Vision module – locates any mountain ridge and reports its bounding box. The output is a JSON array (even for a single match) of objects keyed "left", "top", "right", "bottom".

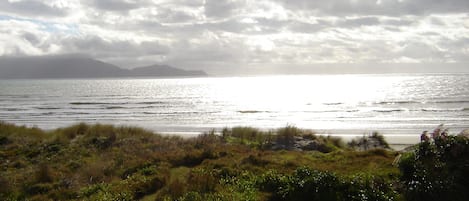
[{"left": 0, "top": 56, "right": 207, "bottom": 79}]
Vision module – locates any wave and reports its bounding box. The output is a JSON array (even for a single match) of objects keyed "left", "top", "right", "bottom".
[
  {"left": 70, "top": 102, "right": 117, "bottom": 105},
  {"left": 372, "top": 108, "right": 468, "bottom": 113},
  {"left": 304, "top": 110, "right": 350, "bottom": 113},
  {"left": 136, "top": 101, "right": 167, "bottom": 105},
  {"left": 143, "top": 111, "right": 216, "bottom": 115},
  {"left": 0, "top": 95, "right": 30, "bottom": 98},
  {"left": 374, "top": 101, "right": 420, "bottom": 105},
  {"left": 105, "top": 106, "right": 126, "bottom": 109},
  {"left": 323, "top": 102, "right": 344, "bottom": 106},
  {"left": 238, "top": 110, "right": 269, "bottom": 113},
  {"left": 373, "top": 109, "right": 407, "bottom": 113},
  {"left": 420, "top": 108, "right": 469, "bottom": 112},
  {"left": 1, "top": 108, "right": 27, "bottom": 111},
  {"left": 106, "top": 105, "right": 162, "bottom": 109},
  {"left": 431, "top": 100, "right": 469, "bottom": 104},
  {"left": 34, "top": 107, "right": 61, "bottom": 110},
  {"left": 374, "top": 100, "right": 469, "bottom": 105},
  {"left": 143, "top": 112, "right": 159, "bottom": 115}
]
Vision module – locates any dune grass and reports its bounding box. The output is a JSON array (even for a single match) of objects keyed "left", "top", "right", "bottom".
[{"left": 2, "top": 121, "right": 464, "bottom": 200}]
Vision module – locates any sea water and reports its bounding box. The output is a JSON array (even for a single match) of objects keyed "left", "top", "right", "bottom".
[{"left": 1, "top": 73, "right": 468, "bottom": 145}]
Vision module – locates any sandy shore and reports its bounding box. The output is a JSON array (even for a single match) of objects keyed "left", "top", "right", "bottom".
[{"left": 159, "top": 128, "right": 422, "bottom": 151}]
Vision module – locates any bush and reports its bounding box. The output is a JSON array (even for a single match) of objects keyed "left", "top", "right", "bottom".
[
  {"left": 121, "top": 163, "right": 156, "bottom": 179},
  {"left": 80, "top": 183, "right": 109, "bottom": 197},
  {"left": 259, "top": 167, "right": 396, "bottom": 201},
  {"left": 399, "top": 135, "right": 469, "bottom": 201}
]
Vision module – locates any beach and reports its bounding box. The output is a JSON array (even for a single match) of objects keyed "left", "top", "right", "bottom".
[{"left": 1, "top": 74, "right": 468, "bottom": 150}]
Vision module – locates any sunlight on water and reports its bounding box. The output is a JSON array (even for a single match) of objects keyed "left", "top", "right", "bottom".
[{"left": 0, "top": 74, "right": 468, "bottom": 143}]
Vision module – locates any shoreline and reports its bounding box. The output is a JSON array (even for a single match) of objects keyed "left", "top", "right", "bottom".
[
  {"left": 158, "top": 131, "right": 420, "bottom": 151},
  {"left": 2, "top": 120, "right": 430, "bottom": 150}
]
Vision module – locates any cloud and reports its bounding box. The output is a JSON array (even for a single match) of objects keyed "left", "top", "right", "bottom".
[
  {"left": 273, "top": 0, "right": 469, "bottom": 16},
  {"left": 0, "top": 19, "right": 57, "bottom": 55},
  {"left": 58, "top": 35, "right": 170, "bottom": 62},
  {"left": 204, "top": 0, "right": 245, "bottom": 18},
  {"left": 0, "top": 0, "right": 468, "bottom": 72},
  {"left": 84, "top": 0, "right": 142, "bottom": 12},
  {"left": 0, "top": 0, "right": 67, "bottom": 17},
  {"left": 339, "top": 16, "right": 380, "bottom": 27}
]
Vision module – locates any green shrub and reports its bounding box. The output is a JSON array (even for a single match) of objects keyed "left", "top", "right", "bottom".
[
  {"left": 80, "top": 183, "right": 109, "bottom": 197},
  {"left": 399, "top": 135, "right": 469, "bottom": 201},
  {"left": 89, "top": 191, "right": 133, "bottom": 201},
  {"left": 179, "top": 191, "right": 204, "bottom": 201},
  {"left": 259, "top": 167, "right": 396, "bottom": 201},
  {"left": 121, "top": 162, "right": 156, "bottom": 179},
  {"left": 258, "top": 170, "right": 290, "bottom": 193}
]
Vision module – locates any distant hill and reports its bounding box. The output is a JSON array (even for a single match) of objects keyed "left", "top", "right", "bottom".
[
  {"left": 130, "top": 64, "right": 207, "bottom": 77},
  {"left": 0, "top": 56, "right": 207, "bottom": 79}
]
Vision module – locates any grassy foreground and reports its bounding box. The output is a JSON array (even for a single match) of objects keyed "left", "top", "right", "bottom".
[{"left": 0, "top": 122, "right": 467, "bottom": 201}]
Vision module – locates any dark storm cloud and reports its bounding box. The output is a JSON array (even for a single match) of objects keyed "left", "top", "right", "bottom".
[{"left": 0, "top": 0, "right": 66, "bottom": 17}]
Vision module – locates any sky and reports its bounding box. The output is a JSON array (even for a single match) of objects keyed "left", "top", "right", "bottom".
[{"left": 0, "top": 0, "right": 468, "bottom": 74}]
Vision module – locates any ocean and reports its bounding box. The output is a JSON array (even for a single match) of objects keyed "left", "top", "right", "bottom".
[{"left": 1, "top": 73, "right": 468, "bottom": 145}]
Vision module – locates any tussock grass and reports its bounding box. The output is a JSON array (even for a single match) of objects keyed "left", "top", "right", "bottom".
[{"left": 0, "top": 122, "right": 405, "bottom": 200}]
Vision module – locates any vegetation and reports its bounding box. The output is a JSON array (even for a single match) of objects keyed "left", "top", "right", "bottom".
[
  {"left": 348, "top": 131, "right": 390, "bottom": 151},
  {"left": 0, "top": 121, "right": 467, "bottom": 200},
  {"left": 398, "top": 130, "right": 469, "bottom": 201}
]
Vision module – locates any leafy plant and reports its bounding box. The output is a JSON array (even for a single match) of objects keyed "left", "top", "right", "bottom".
[{"left": 399, "top": 128, "right": 469, "bottom": 201}]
